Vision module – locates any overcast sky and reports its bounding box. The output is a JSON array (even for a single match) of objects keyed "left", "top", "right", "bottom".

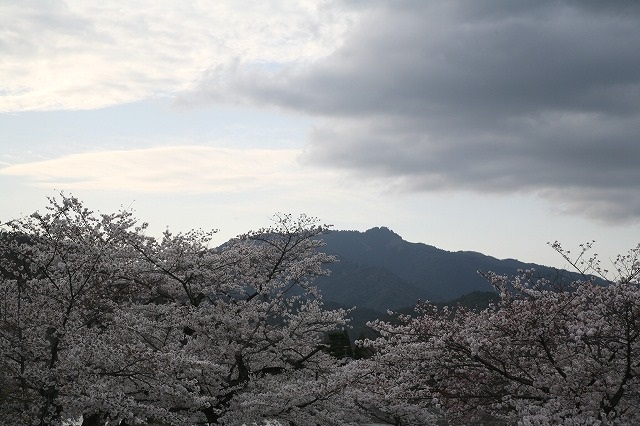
[{"left": 1, "top": 0, "right": 639, "bottom": 269}]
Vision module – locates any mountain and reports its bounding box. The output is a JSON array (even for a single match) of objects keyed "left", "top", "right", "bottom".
[{"left": 315, "top": 227, "right": 566, "bottom": 313}]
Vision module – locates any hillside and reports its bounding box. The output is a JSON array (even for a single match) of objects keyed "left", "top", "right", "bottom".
[{"left": 316, "top": 226, "right": 566, "bottom": 312}]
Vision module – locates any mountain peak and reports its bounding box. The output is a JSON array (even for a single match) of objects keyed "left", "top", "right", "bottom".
[{"left": 364, "top": 226, "right": 402, "bottom": 241}]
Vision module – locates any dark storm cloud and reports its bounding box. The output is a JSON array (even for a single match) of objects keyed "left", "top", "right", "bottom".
[{"left": 193, "top": 0, "right": 640, "bottom": 223}]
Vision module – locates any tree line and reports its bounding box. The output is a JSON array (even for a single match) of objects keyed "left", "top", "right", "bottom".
[{"left": 1, "top": 196, "right": 639, "bottom": 425}]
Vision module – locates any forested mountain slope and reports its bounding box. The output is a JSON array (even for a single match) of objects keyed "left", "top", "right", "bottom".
[{"left": 317, "top": 226, "right": 566, "bottom": 312}]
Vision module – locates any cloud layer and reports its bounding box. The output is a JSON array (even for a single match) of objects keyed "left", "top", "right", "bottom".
[
  {"left": 0, "top": 146, "right": 315, "bottom": 193},
  {"left": 0, "top": 0, "right": 355, "bottom": 111},
  {"left": 193, "top": 0, "right": 640, "bottom": 223},
  {"left": 5, "top": 1, "right": 639, "bottom": 225}
]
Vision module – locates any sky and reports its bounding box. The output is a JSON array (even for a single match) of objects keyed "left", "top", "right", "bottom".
[{"left": 1, "top": 0, "right": 639, "bottom": 269}]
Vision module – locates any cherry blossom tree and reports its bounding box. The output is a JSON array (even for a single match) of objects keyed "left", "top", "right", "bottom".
[
  {"left": 357, "top": 243, "right": 640, "bottom": 425},
  {"left": 11, "top": 194, "right": 640, "bottom": 426},
  {"left": 0, "top": 196, "right": 360, "bottom": 425},
  {"left": 0, "top": 196, "right": 146, "bottom": 425}
]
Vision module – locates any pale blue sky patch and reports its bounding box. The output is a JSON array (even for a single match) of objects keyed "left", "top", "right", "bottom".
[{"left": 0, "top": 100, "right": 313, "bottom": 161}]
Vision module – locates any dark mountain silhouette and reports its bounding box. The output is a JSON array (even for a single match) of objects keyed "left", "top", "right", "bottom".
[{"left": 316, "top": 226, "right": 567, "bottom": 313}]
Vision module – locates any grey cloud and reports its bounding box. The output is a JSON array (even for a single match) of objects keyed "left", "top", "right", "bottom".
[
  {"left": 193, "top": 0, "right": 640, "bottom": 223},
  {"left": 0, "top": 2, "right": 94, "bottom": 55}
]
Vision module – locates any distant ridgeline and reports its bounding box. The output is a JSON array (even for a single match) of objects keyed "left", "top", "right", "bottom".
[
  {"left": 0, "top": 226, "right": 576, "bottom": 343},
  {"left": 315, "top": 226, "right": 575, "bottom": 313}
]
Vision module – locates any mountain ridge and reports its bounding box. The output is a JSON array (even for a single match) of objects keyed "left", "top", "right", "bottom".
[{"left": 316, "top": 226, "right": 568, "bottom": 312}]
